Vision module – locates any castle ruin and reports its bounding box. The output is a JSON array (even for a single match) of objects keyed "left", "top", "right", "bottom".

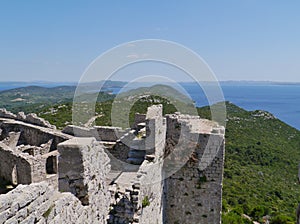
[{"left": 0, "top": 105, "right": 225, "bottom": 224}]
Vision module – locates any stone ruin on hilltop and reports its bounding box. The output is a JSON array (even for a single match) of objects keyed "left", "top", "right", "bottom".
[{"left": 0, "top": 105, "right": 225, "bottom": 224}]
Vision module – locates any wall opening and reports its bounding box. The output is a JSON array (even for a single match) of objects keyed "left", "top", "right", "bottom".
[
  {"left": 23, "top": 148, "right": 34, "bottom": 156},
  {"left": 46, "top": 156, "right": 57, "bottom": 174},
  {"left": 11, "top": 165, "right": 18, "bottom": 185}
]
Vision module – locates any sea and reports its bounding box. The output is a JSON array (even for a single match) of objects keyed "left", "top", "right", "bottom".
[
  {"left": 182, "top": 83, "right": 300, "bottom": 130},
  {"left": 0, "top": 82, "right": 299, "bottom": 130}
]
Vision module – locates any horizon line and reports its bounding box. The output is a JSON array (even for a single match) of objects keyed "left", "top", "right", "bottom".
[{"left": 1, "top": 80, "right": 300, "bottom": 84}]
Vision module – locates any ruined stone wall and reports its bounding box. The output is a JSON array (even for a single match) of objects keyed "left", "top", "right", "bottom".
[
  {"left": 164, "top": 135, "right": 225, "bottom": 224},
  {"left": 0, "top": 118, "right": 71, "bottom": 188},
  {"left": 94, "top": 126, "right": 126, "bottom": 142},
  {"left": 108, "top": 105, "right": 166, "bottom": 224},
  {"left": 163, "top": 114, "right": 225, "bottom": 224},
  {"left": 62, "top": 125, "right": 126, "bottom": 142},
  {"left": 0, "top": 119, "right": 69, "bottom": 150},
  {"left": 135, "top": 105, "right": 165, "bottom": 223},
  {"left": 145, "top": 105, "right": 165, "bottom": 157},
  {"left": 0, "top": 109, "right": 55, "bottom": 129},
  {"left": 0, "top": 106, "right": 226, "bottom": 224},
  {"left": 138, "top": 161, "right": 164, "bottom": 224},
  {"left": 0, "top": 137, "right": 112, "bottom": 224},
  {"left": 0, "top": 181, "right": 59, "bottom": 223},
  {"left": 58, "top": 137, "right": 111, "bottom": 222},
  {"left": 0, "top": 142, "right": 46, "bottom": 185},
  {"left": 61, "top": 125, "right": 92, "bottom": 138},
  {"left": 107, "top": 160, "right": 164, "bottom": 224},
  {"left": 0, "top": 180, "right": 107, "bottom": 224}
]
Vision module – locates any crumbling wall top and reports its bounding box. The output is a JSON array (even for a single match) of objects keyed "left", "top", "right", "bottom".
[{"left": 0, "top": 108, "right": 56, "bottom": 129}]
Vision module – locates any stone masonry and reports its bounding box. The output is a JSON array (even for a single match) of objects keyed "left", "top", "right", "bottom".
[{"left": 0, "top": 105, "right": 225, "bottom": 224}]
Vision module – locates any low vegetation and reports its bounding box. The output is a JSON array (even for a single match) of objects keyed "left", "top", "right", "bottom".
[{"left": 212, "top": 103, "right": 300, "bottom": 223}]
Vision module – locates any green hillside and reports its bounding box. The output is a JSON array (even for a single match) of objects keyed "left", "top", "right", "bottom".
[
  {"left": 200, "top": 102, "right": 300, "bottom": 223},
  {"left": 1, "top": 85, "right": 299, "bottom": 223},
  {"left": 0, "top": 85, "right": 115, "bottom": 114},
  {"left": 0, "top": 86, "right": 76, "bottom": 111}
]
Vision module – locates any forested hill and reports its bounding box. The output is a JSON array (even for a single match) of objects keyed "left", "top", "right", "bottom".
[
  {"left": 215, "top": 102, "right": 300, "bottom": 223},
  {"left": 0, "top": 85, "right": 114, "bottom": 113}
]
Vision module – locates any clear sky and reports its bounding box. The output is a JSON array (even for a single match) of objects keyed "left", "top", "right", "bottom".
[{"left": 0, "top": 0, "right": 299, "bottom": 82}]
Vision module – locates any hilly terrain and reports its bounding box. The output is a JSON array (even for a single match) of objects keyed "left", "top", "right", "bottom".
[
  {"left": 0, "top": 85, "right": 299, "bottom": 223},
  {"left": 0, "top": 86, "right": 76, "bottom": 110},
  {"left": 0, "top": 85, "right": 115, "bottom": 114}
]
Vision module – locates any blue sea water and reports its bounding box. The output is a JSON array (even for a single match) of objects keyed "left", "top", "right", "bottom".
[{"left": 181, "top": 83, "right": 300, "bottom": 130}]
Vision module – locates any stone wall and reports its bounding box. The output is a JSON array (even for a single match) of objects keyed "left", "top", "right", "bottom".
[
  {"left": 0, "top": 181, "right": 59, "bottom": 224},
  {"left": 107, "top": 160, "right": 164, "bottom": 224},
  {"left": 163, "top": 113, "right": 225, "bottom": 224},
  {"left": 0, "top": 118, "right": 70, "bottom": 150},
  {"left": 0, "top": 141, "right": 57, "bottom": 186},
  {"left": 164, "top": 135, "right": 225, "bottom": 224},
  {"left": 145, "top": 104, "right": 166, "bottom": 159},
  {"left": 0, "top": 142, "right": 34, "bottom": 185},
  {"left": 0, "top": 137, "right": 112, "bottom": 224},
  {"left": 0, "top": 117, "right": 71, "bottom": 188},
  {"left": 95, "top": 126, "right": 126, "bottom": 142},
  {"left": 57, "top": 137, "right": 111, "bottom": 221},
  {"left": 0, "top": 109, "right": 56, "bottom": 129},
  {"left": 62, "top": 125, "right": 126, "bottom": 142},
  {"left": 138, "top": 161, "right": 164, "bottom": 224},
  {"left": 0, "top": 181, "right": 107, "bottom": 224}
]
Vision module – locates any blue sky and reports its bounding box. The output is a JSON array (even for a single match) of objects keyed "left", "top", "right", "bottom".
[{"left": 0, "top": 1, "right": 299, "bottom": 82}]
